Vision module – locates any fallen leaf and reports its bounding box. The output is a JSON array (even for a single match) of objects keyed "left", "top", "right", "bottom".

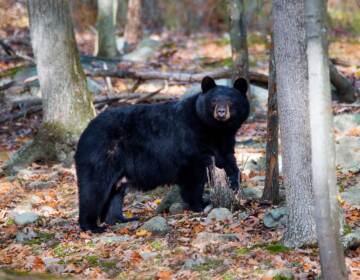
[
  {"left": 136, "top": 229, "right": 151, "bottom": 237},
  {"left": 156, "top": 270, "right": 173, "bottom": 280}
]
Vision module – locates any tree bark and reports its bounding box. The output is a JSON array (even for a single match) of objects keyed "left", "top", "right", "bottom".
[
  {"left": 306, "top": 0, "right": 348, "bottom": 278},
  {"left": 262, "top": 36, "right": 279, "bottom": 204},
  {"left": 124, "top": 0, "right": 142, "bottom": 48},
  {"left": 273, "top": 0, "right": 317, "bottom": 247},
  {"left": 2, "top": 0, "right": 95, "bottom": 173},
  {"left": 96, "top": 0, "right": 118, "bottom": 57}
]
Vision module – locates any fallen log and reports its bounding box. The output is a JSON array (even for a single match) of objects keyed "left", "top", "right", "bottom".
[
  {"left": 1, "top": 92, "right": 176, "bottom": 124},
  {"left": 86, "top": 68, "right": 269, "bottom": 88}
]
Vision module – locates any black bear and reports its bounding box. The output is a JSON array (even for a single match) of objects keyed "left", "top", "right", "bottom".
[{"left": 75, "top": 76, "right": 250, "bottom": 232}]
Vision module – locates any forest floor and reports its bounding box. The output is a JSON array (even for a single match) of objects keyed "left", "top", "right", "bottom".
[{"left": 1, "top": 10, "right": 360, "bottom": 279}]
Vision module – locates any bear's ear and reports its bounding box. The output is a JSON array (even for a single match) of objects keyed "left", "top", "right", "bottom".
[
  {"left": 201, "top": 76, "right": 217, "bottom": 93},
  {"left": 233, "top": 77, "right": 248, "bottom": 95}
]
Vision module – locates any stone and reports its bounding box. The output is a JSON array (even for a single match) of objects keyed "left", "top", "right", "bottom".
[
  {"left": 183, "top": 256, "right": 206, "bottom": 269},
  {"left": 12, "top": 211, "right": 39, "bottom": 226},
  {"left": 169, "top": 202, "right": 186, "bottom": 214},
  {"left": 39, "top": 206, "right": 56, "bottom": 216},
  {"left": 336, "top": 136, "right": 360, "bottom": 171},
  {"left": 243, "top": 187, "right": 263, "bottom": 200},
  {"left": 342, "top": 229, "right": 360, "bottom": 250},
  {"left": 122, "top": 38, "right": 161, "bottom": 62},
  {"left": 26, "top": 180, "right": 57, "bottom": 190},
  {"left": 263, "top": 207, "right": 288, "bottom": 229},
  {"left": 203, "top": 204, "right": 213, "bottom": 214},
  {"left": 16, "top": 228, "right": 38, "bottom": 243},
  {"left": 139, "top": 251, "right": 157, "bottom": 260},
  {"left": 206, "top": 207, "right": 233, "bottom": 224},
  {"left": 334, "top": 113, "right": 360, "bottom": 134},
  {"left": 262, "top": 269, "right": 294, "bottom": 280},
  {"left": 192, "top": 232, "right": 240, "bottom": 251},
  {"left": 42, "top": 257, "right": 65, "bottom": 274},
  {"left": 142, "top": 216, "right": 169, "bottom": 235},
  {"left": 341, "top": 185, "right": 360, "bottom": 208},
  {"left": 93, "top": 235, "right": 131, "bottom": 244}
]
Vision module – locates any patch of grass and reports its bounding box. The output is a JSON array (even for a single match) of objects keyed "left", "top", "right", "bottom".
[
  {"left": 85, "top": 255, "right": 99, "bottom": 267},
  {"left": 150, "top": 240, "right": 164, "bottom": 251},
  {"left": 24, "top": 232, "right": 56, "bottom": 246},
  {"left": 223, "top": 272, "right": 236, "bottom": 280},
  {"left": 5, "top": 218, "right": 14, "bottom": 226},
  {"left": 214, "top": 36, "right": 231, "bottom": 46},
  {"left": 274, "top": 275, "right": 293, "bottom": 280},
  {"left": 192, "top": 259, "right": 223, "bottom": 272},
  {"left": 101, "top": 260, "right": 116, "bottom": 271},
  {"left": 235, "top": 247, "right": 251, "bottom": 256},
  {"left": 53, "top": 244, "right": 72, "bottom": 258}
]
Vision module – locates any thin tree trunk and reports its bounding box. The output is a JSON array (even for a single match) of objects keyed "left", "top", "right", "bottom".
[
  {"left": 124, "top": 0, "right": 142, "bottom": 48},
  {"left": 273, "top": 0, "right": 317, "bottom": 248},
  {"left": 2, "top": 0, "right": 95, "bottom": 173},
  {"left": 96, "top": 0, "right": 118, "bottom": 57},
  {"left": 228, "top": 0, "right": 249, "bottom": 81},
  {"left": 306, "top": 0, "right": 348, "bottom": 278},
  {"left": 262, "top": 36, "right": 279, "bottom": 204}
]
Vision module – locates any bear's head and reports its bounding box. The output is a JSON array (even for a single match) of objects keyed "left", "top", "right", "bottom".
[{"left": 195, "top": 76, "right": 250, "bottom": 129}]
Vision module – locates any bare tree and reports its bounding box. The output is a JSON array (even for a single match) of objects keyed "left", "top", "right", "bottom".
[
  {"left": 96, "top": 0, "right": 118, "bottom": 57},
  {"left": 306, "top": 0, "right": 348, "bottom": 278},
  {"left": 2, "top": 0, "right": 95, "bottom": 173},
  {"left": 273, "top": 0, "right": 317, "bottom": 247},
  {"left": 124, "top": 0, "right": 143, "bottom": 48},
  {"left": 262, "top": 35, "right": 279, "bottom": 204}
]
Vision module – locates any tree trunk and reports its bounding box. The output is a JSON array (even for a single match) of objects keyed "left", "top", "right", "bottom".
[
  {"left": 124, "top": 0, "right": 142, "bottom": 48},
  {"left": 142, "top": 0, "right": 163, "bottom": 32},
  {"left": 228, "top": 0, "right": 254, "bottom": 113},
  {"left": 96, "top": 0, "right": 118, "bottom": 57},
  {"left": 306, "top": 0, "right": 348, "bottom": 278},
  {"left": 273, "top": 0, "right": 317, "bottom": 248},
  {"left": 262, "top": 36, "right": 280, "bottom": 204},
  {"left": 2, "top": 0, "right": 95, "bottom": 173},
  {"left": 228, "top": 0, "right": 249, "bottom": 81}
]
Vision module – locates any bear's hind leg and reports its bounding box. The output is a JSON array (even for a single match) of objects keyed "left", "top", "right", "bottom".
[{"left": 105, "top": 182, "right": 139, "bottom": 225}]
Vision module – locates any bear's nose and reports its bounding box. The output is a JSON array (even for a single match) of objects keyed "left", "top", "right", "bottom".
[{"left": 217, "top": 108, "right": 226, "bottom": 117}]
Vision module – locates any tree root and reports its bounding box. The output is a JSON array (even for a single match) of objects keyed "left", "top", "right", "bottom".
[{"left": 1, "top": 122, "right": 78, "bottom": 175}]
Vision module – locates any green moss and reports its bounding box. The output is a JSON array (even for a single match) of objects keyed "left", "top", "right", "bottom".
[
  {"left": 53, "top": 244, "right": 73, "bottom": 258},
  {"left": 343, "top": 224, "right": 352, "bottom": 235},
  {"left": 192, "top": 259, "right": 223, "bottom": 272},
  {"left": 222, "top": 272, "right": 236, "bottom": 280},
  {"left": 6, "top": 218, "right": 15, "bottom": 226},
  {"left": 264, "top": 243, "right": 291, "bottom": 254},
  {"left": 235, "top": 247, "right": 251, "bottom": 256}
]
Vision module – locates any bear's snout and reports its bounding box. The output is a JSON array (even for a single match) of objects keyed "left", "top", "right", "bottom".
[{"left": 214, "top": 104, "right": 230, "bottom": 121}]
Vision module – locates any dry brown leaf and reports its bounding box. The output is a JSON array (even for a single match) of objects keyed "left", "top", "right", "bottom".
[{"left": 156, "top": 270, "right": 173, "bottom": 280}]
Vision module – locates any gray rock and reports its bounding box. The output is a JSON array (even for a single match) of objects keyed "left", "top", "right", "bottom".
[
  {"left": 142, "top": 216, "right": 169, "bottom": 235},
  {"left": 334, "top": 113, "right": 360, "bottom": 134},
  {"left": 17, "top": 169, "right": 36, "bottom": 180},
  {"left": 139, "top": 251, "right": 157, "bottom": 260},
  {"left": 86, "top": 78, "right": 102, "bottom": 95},
  {"left": 341, "top": 186, "right": 360, "bottom": 208},
  {"left": 206, "top": 207, "right": 233, "bottom": 224},
  {"left": 42, "top": 257, "right": 65, "bottom": 274},
  {"left": 123, "top": 38, "right": 161, "bottom": 62},
  {"left": 243, "top": 157, "right": 266, "bottom": 172},
  {"left": 263, "top": 269, "right": 294, "bottom": 280},
  {"left": 169, "top": 202, "right": 186, "bottom": 214},
  {"left": 135, "top": 194, "right": 152, "bottom": 203},
  {"left": 27, "top": 180, "right": 57, "bottom": 190},
  {"left": 336, "top": 136, "right": 360, "bottom": 171},
  {"left": 263, "top": 207, "right": 288, "bottom": 228},
  {"left": 16, "top": 228, "right": 38, "bottom": 243},
  {"left": 39, "top": 206, "right": 56, "bottom": 216},
  {"left": 12, "top": 212, "right": 39, "bottom": 226},
  {"left": 183, "top": 256, "right": 206, "bottom": 269},
  {"left": 29, "top": 195, "right": 42, "bottom": 204},
  {"left": 192, "top": 232, "right": 240, "bottom": 251},
  {"left": 250, "top": 176, "right": 265, "bottom": 182},
  {"left": 93, "top": 235, "right": 131, "bottom": 244},
  {"left": 342, "top": 229, "right": 360, "bottom": 250},
  {"left": 243, "top": 187, "right": 263, "bottom": 200},
  {"left": 203, "top": 204, "right": 214, "bottom": 214}
]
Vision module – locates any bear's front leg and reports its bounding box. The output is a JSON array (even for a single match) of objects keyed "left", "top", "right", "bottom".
[{"left": 221, "top": 154, "right": 245, "bottom": 196}]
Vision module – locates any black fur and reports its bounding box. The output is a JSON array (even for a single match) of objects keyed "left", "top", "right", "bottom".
[{"left": 75, "top": 77, "right": 250, "bottom": 232}]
